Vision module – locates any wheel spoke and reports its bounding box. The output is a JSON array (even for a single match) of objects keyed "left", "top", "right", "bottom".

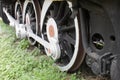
[
  {"left": 31, "top": 22, "right": 36, "bottom": 26},
  {"left": 30, "top": 10, "right": 35, "bottom": 17},
  {"left": 55, "top": 1, "right": 66, "bottom": 20},
  {"left": 63, "top": 33, "right": 75, "bottom": 45},
  {"left": 18, "top": 8, "right": 22, "bottom": 15},
  {"left": 30, "top": 17, "right": 36, "bottom": 21},
  {"left": 53, "top": 2, "right": 60, "bottom": 17},
  {"left": 28, "top": 5, "right": 35, "bottom": 17},
  {"left": 28, "top": 4, "right": 33, "bottom": 13},
  {"left": 57, "top": 8, "right": 71, "bottom": 25},
  {"left": 49, "top": 10, "right": 54, "bottom": 18},
  {"left": 59, "top": 24, "right": 75, "bottom": 32},
  {"left": 64, "top": 42, "right": 73, "bottom": 60}
]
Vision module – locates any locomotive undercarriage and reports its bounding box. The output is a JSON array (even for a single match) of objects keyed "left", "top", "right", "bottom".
[{"left": 0, "top": 0, "right": 120, "bottom": 80}]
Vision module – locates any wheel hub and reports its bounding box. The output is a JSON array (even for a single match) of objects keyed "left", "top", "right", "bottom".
[
  {"left": 45, "top": 18, "right": 61, "bottom": 60},
  {"left": 48, "top": 25, "right": 55, "bottom": 37},
  {"left": 47, "top": 18, "right": 58, "bottom": 41}
]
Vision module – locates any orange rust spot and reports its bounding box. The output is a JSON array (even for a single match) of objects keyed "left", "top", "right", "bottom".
[{"left": 49, "top": 25, "right": 55, "bottom": 37}]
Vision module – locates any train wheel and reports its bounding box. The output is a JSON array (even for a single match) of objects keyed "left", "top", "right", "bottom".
[
  {"left": 15, "top": 0, "right": 22, "bottom": 23},
  {"left": 23, "top": 0, "right": 41, "bottom": 45},
  {"left": 41, "top": 1, "right": 85, "bottom": 72}
]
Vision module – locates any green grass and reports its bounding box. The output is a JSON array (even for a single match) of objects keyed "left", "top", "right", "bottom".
[{"left": 0, "top": 21, "right": 85, "bottom": 80}]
